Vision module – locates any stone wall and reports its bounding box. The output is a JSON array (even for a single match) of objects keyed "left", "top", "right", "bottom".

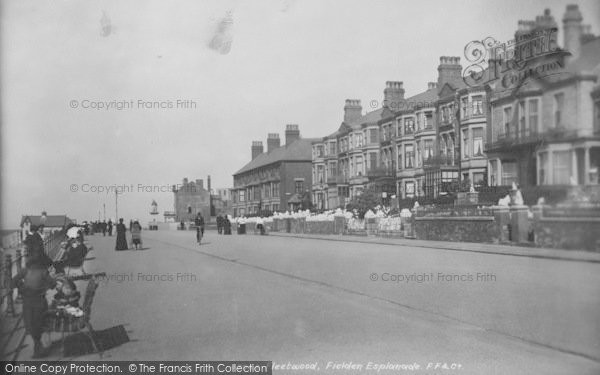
[{"left": 532, "top": 204, "right": 600, "bottom": 251}]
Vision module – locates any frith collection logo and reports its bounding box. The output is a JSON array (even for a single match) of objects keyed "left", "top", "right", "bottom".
[{"left": 462, "top": 27, "right": 571, "bottom": 92}]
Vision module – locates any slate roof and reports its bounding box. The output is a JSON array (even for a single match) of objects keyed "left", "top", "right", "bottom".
[{"left": 234, "top": 138, "right": 319, "bottom": 175}]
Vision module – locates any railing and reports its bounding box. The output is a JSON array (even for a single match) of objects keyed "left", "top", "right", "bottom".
[
  {"left": 461, "top": 105, "right": 486, "bottom": 120},
  {"left": 423, "top": 155, "right": 457, "bottom": 167},
  {"left": 366, "top": 166, "right": 396, "bottom": 178},
  {"left": 486, "top": 127, "right": 581, "bottom": 151}
]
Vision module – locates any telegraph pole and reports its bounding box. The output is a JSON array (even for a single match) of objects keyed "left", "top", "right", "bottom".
[
  {"left": 115, "top": 190, "right": 119, "bottom": 221},
  {"left": 103, "top": 204, "right": 106, "bottom": 221}
]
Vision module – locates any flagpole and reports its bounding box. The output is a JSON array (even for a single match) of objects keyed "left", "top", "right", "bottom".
[{"left": 115, "top": 190, "right": 118, "bottom": 221}]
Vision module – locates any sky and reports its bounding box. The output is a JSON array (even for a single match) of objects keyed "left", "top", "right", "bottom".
[{"left": 1, "top": 0, "right": 599, "bottom": 228}]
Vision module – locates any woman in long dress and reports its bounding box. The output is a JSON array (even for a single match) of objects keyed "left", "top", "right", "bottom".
[
  {"left": 131, "top": 220, "right": 142, "bottom": 250},
  {"left": 115, "top": 218, "right": 128, "bottom": 251}
]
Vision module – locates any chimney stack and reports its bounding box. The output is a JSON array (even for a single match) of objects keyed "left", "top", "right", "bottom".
[
  {"left": 343, "top": 99, "right": 362, "bottom": 123},
  {"left": 437, "top": 56, "right": 462, "bottom": 89},
  {"left": 285, "top": 124, "right": 300, "bottom": 146},
  {"left": 428, "top": 82, "right": 437, "bottom": 90},
  {"left": 383, "top": 81, "right": 404, "bottom": 110},
  {"left": 267, "top": 133, "right": 281, "bottom": 152},
  {"left": 183, "top": 178, "right": 188, "bottom": 185},
  {"left": 563, "top": 4, "right": 583, "bottom": 60},
  {"left": 207, "top": 175, "right": 211, "bottom": 192},
  {"left": 196, "top": 179, "right": 204, "bottom": 189},
  {"left": 251, "top": 141, "right": 264, "bottom": 159}
]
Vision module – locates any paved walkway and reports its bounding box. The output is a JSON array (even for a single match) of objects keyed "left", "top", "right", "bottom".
[{"left": 266, "top": 232, "right": 600, "bottom": 263}]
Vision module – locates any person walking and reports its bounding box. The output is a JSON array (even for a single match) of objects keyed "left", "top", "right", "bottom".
[
  {"left": 11, "top": 257, "right": 56, "bottom": 358},
  {"left": 115, "top": 218, "right": 128, "bottom": 251},
  {"left": 131, "top": 220, "right": 143, "bottom": 250},
  {"left": 24, "top": 225, "right": 52, "bottom": 267},
  {"left": 195, "top": 213, "right": 205, "bottom": 244},
  {"left": 107, "top": 219, "right": 113, "bottom": 236},
  {"left": 101, "top": 220, "right": 107, "bottom": 236},
  {"left": 216, "top": 215, "right": 223, "bottom": 234}
]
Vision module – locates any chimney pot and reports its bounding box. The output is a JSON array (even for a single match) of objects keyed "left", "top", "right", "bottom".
[
  {"left": 251, "top": 141, "right": 264, "bottom": 159},
  {"left": 285, "top": 125, "right": 300, "bottom": 145}
]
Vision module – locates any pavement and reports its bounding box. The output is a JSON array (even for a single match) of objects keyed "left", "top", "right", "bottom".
[{"left": 10, "top": 230, "right": 600, "bottom": 374}]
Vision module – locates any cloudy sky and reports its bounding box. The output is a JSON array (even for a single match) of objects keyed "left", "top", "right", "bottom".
[{"left": 1, "top": 0, "right": 599, "bottom": 227}]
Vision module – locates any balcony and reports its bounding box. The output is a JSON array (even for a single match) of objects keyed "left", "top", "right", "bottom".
[
  {"left": 423, "top": 155, "right": 457, "bottom": 168},
  {"left": 485, "top": 127, "right": 580, "bottom": 152},
  {"left": 366, "top": 166, "right": 396, "bottom": 179}
]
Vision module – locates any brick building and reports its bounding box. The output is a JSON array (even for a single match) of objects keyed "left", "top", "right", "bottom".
[
  {"left": 232, "top": 125, "right": 316, "bottom": 216},
  {"left": 312, "top": 5, "right": 599, "bottom": 207}
]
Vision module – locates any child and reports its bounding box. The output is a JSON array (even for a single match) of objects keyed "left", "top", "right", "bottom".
[
  {"left": 12, "top": 257, "right": 56, "bottom": 358},
  {"left": 52, "top": 278, "right": 81, "bottom": 309}
]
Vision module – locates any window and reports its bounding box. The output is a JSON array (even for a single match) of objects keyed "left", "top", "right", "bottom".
[
  {"left": 355, "top": 156, "right": 363, "bottom": 176},
  {"left": 404, "top": 118, "right": 414, "bottom": 134},
  {"left": 405, "top": 181, "right": 415, "bottom": 198},
  {"left": 594, "top": 100, "right": 600, "bottom": 134},
  {"left": 425, "top": 112, "right": 433, "bottom": 129},
  {"left": 503, "top": 106, "right": 513, "bottom": 138},
  {"left": 473, "top": 172, "right": 485, "bottom": 187},
  {"left": 553, "top": 151, "right": 571, "bottom": 184},
  {"left": 529, "top": 99, "right": 539, "bottom": 133},
  {"left": 356, "top": 133, "right": 364, "bottom": 147},
  {"left": 369, "top": 129, "right": 378, "bottom": 143},
  {"left": 271, "top": 182, "right": 279, "bottom": 197},
  {"left": 441, "top": 106, "right": 448, "bottom": 123},
  {"left": 472, "top": 128, "right": 484, "bottom": 156},
  {"left": 554, "top": 93, "right": 564, "bottom": 128},
  {"left": 519, "top": 101, "right": 526, "bottom": 135},
  {"left": 448, "top": 103, "right": 454, "bottom": 122},
  {"left": 238, "top": 190, "right": 245, "bottom": 202},
  {"left": 329, "top": 142, "right": 336, "bottom": 155},
  {"left": 461, "top": 97, "right": 468, "bottom": 118},
  {"left": 472, "top": 95, "right": 483, "bottom": 115},
  {"left": 295, "top": 180, "right": 304, "bottom": 194},
  {"left": 538, "top": 152, "right": 548, "bottom": 185},
  {"left": 416, "top": 141, "right": 422, "bottom": 167},
  {"left": 501, "top": 161, "right": 518, "bottom": 185},
  {"left": 405, "top": 144, "right": 414, "bottom": 168},
  {"left": 369, "top": 153, "right": 377, "bottom": 170},
  {"left": 424, "top": 139, "right": 434, "bottom": 161},
  {"left": 397, "top": 146, "right": 402, "bottom": 170},
  {"left": 489, "top": 160, "right": 498, "bottom": 186},
  {"left": 317, "top": 165, "right": 324, "bottom": 184},
  {"left": 316, "top": 145, "right": 324, "bottom": 158},
  {"left": 462, "top": 129, "right": 469, "bottom": 158}
]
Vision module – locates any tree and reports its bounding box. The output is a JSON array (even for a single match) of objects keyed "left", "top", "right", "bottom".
[{"left": 346, "top": 185, "right": 381, "bottom": 219}]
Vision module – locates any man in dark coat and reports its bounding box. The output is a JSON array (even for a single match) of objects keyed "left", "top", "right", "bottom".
[
  {"left": 115, "top": 218, "right": 128, "bottom": 250},
  {"left": 12, "top": 257, "right": 56, "bottom": 358},
  {"left": 24, "top": 225, "right": 52, "bottom": 267},
  {"left": 107, "top": 219, "right": 113, "bottom": 236},
  {"left": 194, "top": 213, "right": 205, "bottom": 244},
  {"left": 101, "top": 220, "right": 107, "bottom": 236},
  {"left": 216, "top": 215, "right": 223, "bottom": 234}
]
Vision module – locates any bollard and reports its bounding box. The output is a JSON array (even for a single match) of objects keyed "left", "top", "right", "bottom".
[{"left": 5, "top": 254, "right": 15, "bottom": 315}]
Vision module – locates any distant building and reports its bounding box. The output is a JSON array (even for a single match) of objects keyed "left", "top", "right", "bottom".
[
  {"left": 20, "top": 211, "right": 74, "bottom": 239},
  {"left": 212, "top": 188, "right": 232, "bottom": 216},
  {"left": 173, "top": 177, "right": 211, "bottom": 222},
  {"left": 231, "top": 125, "right": 316, "bottom": 216}
]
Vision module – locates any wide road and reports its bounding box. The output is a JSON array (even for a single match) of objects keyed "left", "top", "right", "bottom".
[{"left": 77, "top": 230, "right": 600, "bottom": 374}]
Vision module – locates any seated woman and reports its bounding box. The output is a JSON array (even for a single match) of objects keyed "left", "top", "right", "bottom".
[{"left": 53, "top": 238, "right": 88, "bottom": 274}]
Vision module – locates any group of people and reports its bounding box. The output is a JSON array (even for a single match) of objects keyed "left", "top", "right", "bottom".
[
  {"left": 12, "top": 224, "right": 89, "bottom": 358},
  {"left": 115, "top": 218, "right": 143, "bottom": 250},
  {"left": 215, "top": 214, "right": 232, "bottom": 235},
  {"left": 81, "top": 220, "right": 113, "bottom": 236}
]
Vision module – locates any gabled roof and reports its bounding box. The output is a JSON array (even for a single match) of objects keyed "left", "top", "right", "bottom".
[
  {"left": 20, "top": 215, "right": 73, "bottom": 228},
  {"left": 234, "top": 138, "right": 318, "bottom": 175}
]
